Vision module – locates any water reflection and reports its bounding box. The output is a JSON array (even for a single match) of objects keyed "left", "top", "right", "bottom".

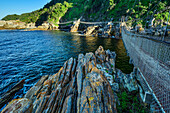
[
  {"left": 67, "top": 33, "right": 134, "bottom": 73},
  {"left": 0, "top": 30, "right": 133, "bottom": 99}
]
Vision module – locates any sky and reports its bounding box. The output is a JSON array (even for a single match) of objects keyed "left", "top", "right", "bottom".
[{"left": 0, "top": 0, "right": 51, "bottom": 19}]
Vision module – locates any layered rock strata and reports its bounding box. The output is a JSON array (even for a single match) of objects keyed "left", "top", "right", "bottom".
[
  {"left": 2, "top": 46, "right": 142, "bottom": 113},
  {"left": 2, "top": 46, "right": 118, "bottom": 113},
  {"left": 0, "top": 79, "right": 25, "bottom": 109},
  {"left": 70, "top": 18, "right": 81, "bottom": 32}
]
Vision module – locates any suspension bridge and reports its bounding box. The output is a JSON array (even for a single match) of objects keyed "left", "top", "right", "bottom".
[
  {"left": 58, "top": 20, "right": 120, "bottom": 25},
  {"left": 43, "top": 0, "right": 170, "bottom": 112},
  {"left": 121, "top": 21, "right": 170, "bottom": 113},
  {"left": 57, "top": 15, "right": 170, "bottom": 112}
]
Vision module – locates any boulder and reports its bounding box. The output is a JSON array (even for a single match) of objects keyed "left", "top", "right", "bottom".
[
  {"left": 84, "top": 26, "right": 98, "bottom": 36},
  {"left": 95, "top": 46, "right": 106, "bottom": 63},
  {"left": 122, "top": 73, "right": 138, "bottom": 92},
  {"left": 155, "top": 31, "right": 160, "bottom": 36}
]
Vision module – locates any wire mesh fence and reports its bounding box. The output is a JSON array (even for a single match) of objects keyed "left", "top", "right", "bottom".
[{"left": 122, "top": 24, "right": 170, "bottom": 113}]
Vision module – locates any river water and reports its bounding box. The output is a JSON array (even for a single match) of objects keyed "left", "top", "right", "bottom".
[{"left": 0, "top": 30, "right": 133, "bottom": 100}]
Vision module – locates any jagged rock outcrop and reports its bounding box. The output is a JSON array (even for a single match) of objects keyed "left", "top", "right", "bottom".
[
  {"left": 103, "top": 22, "right": 115, "bottom": 37},
  {"left": 0, "top": 79, "right": 25, "bottom": 109},
  {"left": 0, "top": 20, "right": 37, "bottom": 29},
  {"left": 37, "top": 22, "right": 56, "bottom": 30},
  {"left": 83, "top": 22, "right": 118, "bottom": 38},
  {"left": 84, "top": 26, "right": 99, "bottom": 36},
  {"left": 70, "top": 18, "right": 81, "bottom": 32},
  {"left": 114, "top": 69, "right": 138, "bottom": 92},
  {"left": 2, "top": 46, "right": 142, "bottom": 113},
  {"left": 2, "top": 46, "right": 118, "bottom": 113},
  {"left": 2, "top": 20, "right": 27, "bottom": 29},
  {"left": 1, "top": 98, "right": 33, "bottom": 113}
]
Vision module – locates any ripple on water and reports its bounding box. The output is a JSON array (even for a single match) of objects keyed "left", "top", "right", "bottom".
[{"left": 0, "top": 30, "right": 133, "bottom": 99}]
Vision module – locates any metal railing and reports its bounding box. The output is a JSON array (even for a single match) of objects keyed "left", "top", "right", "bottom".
[
  {"left": 122, "top": 23, "right": 170, "bottom": 113},
  {"left": 58, "top": 20, "right": 120, "bottom": 25}
]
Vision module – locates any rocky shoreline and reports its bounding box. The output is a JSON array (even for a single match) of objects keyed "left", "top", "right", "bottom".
[
  {"left": 0, "top": 20, "right": 58, "bottom": 31},
  {"left": 1, "top": 19, "right": 169, "bottom": 38},
  {"left": 1, "top": 46, "right": 149, "bottom": 113},
  {"left": 0, "top": 20, "right": 121, "bottom": 38}
]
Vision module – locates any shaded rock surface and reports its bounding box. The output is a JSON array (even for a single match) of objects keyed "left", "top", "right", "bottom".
[
  {"left": 2, "top": 46, "right": 117, "bottom": 113},
  {"left": 1, "top": 98, "right": 33, "bottom": 113},
  {"left": 0, "top": 79, "right": 25, "bottom": 109},
  {"left": 84, "top": 26, "right": 99, "bottom": 36},
  {"left": 2, "top": 46, "right": 140, "bottom": 113},
  {"left": 114, "top": 69, "right": 138, "bottom": 93},
  {"left": 36, "top": 22, "right": 58, "bottom": 30},
  {"left": 82, "top": 21, "right": 119, "bottom": 38}
]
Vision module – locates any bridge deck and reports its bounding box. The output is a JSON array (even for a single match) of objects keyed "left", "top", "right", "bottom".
[{"left": 122, "top": 24, "right": 170, "bottom": 113}]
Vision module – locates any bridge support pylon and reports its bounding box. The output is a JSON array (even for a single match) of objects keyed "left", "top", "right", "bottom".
[{"left": 70, "top": 17, "right": 82, "bottom": 32}]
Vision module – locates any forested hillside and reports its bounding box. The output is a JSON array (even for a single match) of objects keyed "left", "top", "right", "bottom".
[
  {"left": 2, "top": 0, "right": 170, "bottom": 27},
  {"left": 2, "top": 1, "right": 73, "bottom": 26}
]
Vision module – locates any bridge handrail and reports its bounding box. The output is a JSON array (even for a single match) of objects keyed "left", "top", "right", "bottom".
[
  {"left": 122, "top": 22, "right": 170, "bottom": 44},
  {"left": 58, "top": 20, "right": 120, "bottom": 25},
  {"left": 80, "top": 21, "right": 120, "bottom": 24},
  {"left": 58, "top": 21, "right": 73, "bottom": 25},
  {"left": 80, "top": 21, "right": 108, "bottom": 24},
  {"left": 121, "top": 21, "right": 170, "bottom": 112}
]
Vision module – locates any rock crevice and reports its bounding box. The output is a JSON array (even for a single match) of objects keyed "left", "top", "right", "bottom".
[{"left": 2, "top": 46, "right": 141, "bottom": 113}]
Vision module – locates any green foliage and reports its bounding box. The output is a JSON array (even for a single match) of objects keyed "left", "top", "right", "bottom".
[
  {"left": 110, "top": 0, "right": 114, "bottom": 6},
  {"left": 117, "top": 91, "right": 149, "bottom": 113},
  {"left": 118, "top": 91, "right": 129, "bottom": 111},
  {"left": 154, "top": 2, "right": 169, "bottom": 21},
  {"left": 48, "top": 2, "right": 72, "bottom": 23},
  {"left": 107, "top": 0, "right": 169, "bottom": 26},
  {"left": 2, "top": 14, "right": 20, "bottom": 20},
  {"left": 2, "top": 1, "right": 73, "bottom": 25},
  {"left": 2, "top": 0, "right": 169, "bottom": 27}
]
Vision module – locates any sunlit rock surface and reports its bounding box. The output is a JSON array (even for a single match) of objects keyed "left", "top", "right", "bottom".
[
  {"left": 3, "top": 46, "right": 138, "bottom": 113},
  {"left": 70, "top": 18, "right": 81, "bottom": 32}
]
